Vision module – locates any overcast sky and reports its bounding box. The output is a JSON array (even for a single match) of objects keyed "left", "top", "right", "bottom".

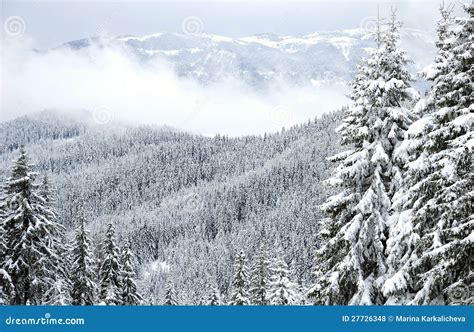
[
  {"left": 0, "top": 1, "right": 467, "bottom": 135},
  {"left": 1, "top": 1, "right": 460, "bottom": 48}
]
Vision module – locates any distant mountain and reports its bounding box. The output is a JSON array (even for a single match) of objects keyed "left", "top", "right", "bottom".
[{"left": 60, "top": 29, "right": 436, "bottom": 88}]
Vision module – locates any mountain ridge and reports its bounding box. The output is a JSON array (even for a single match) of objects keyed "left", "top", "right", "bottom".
[
  {"left": 58, "top": 28, "right": 435, "bottom": 87},
  {"left": 0, "top": 109, "right": 343, "bottom": 303}
]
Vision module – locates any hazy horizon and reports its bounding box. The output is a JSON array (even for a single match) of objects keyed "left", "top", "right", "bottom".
[
  {"left": 1, "top": 1, "right": 461, "bottom": 49},
  {"left": 0, "top": 1, "right": 466, "bottom": 135}
]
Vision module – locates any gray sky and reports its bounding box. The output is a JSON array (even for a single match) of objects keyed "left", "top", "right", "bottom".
[
  {"left": 0, "top": 0, "right": 467, "bottom": 135},
  {"left": 1, "top": 1, "right": 459, "bottom": 48}
]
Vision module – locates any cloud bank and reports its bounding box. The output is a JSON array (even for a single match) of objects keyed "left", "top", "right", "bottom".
[{"left": 1, "top": 37, "right": 349, "bottom": 136}]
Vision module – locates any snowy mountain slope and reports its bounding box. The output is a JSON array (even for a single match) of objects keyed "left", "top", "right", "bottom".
[
  {"left": 0, "top": 110, "right": 342, "bottom": 303},
  {"left": 61, "top": 29, "right": 435, "bottom": 87}
]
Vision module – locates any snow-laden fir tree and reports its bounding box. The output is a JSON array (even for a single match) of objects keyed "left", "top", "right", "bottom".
[
  {"left": 38, "top": 174, "right": 71, "bottom": 305},
  {"left": 267, "top": 256, "right": 299, "bottom": 305},
  {"left": 229, "top": 251, "right": 250, "bottom": 305},
  {"left": 308, "top": 12, "right": 416, "bottom": 305},
  {"left": 163, "top": 281, "right": 178, "bottom": 305},
  {"left": 70, "top": 210, "right": 97, "bottom": 305},
  {"left": 383, "top": 4, "right": 454, "bottom": 303},
  {"left": 206, "top": 285, "right": 222, "bottom": 305},
  {"left": 0, "top": 269, "right": 14, "bottom": 305},
  {"left": 384, "top": 3, "right": 473, "bottom": 305},
  {"left": 0, "top": 197, "right": 13, "bottom": 304},
  {"left": 99, "top": 221, "right": 122, "bottom": 305},
  {"left": 44, "top": 277, "right": 72, "bottom": 305},
  {"left": 1, "top": 147, "right": 62, "bottom": 304},
  {"left": 120, "top": 242, "right": 142, "bottom": 305},
  {"left": 249, "top": 247, "right": 271, "bottom": 305}
]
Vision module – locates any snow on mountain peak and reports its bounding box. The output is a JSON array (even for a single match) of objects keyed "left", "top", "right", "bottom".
[{"left": 60, "top": 28, "right": 435, "bottom": 88}]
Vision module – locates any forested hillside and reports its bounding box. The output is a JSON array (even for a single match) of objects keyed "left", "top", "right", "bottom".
[
  {"left": 0, "top": 109, "right": 343, "bottom": 304},
  {"left": 0, "top": 4, "right": 472, "bottom": 306}
]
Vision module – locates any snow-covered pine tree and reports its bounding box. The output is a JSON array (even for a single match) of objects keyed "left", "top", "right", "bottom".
[
  {"left": 44, "top": 277, "right": 72, "bottom": 305},
  {"left": 38, "top": 174, "right": 71, "bottom": 305},
  {"left": 308, "top": 12, "right": 415, "bottom": 305},
  {"left": 229, "top": 251, "right": 250, "bottom": 305},
  {"left": 99, "top": 221, "right": 122, "bottom": 305},
  {"left": 249, "top": 247, "right": 271, "bottom": 305},
  {"left": 164, "top": 281, "right": 178, "bottom": 305},
  {"left": 0, "top": 269, "right": 14, "bottom": 305},
  {"left": 383, "top": 5, "right": 455, "bottom": 303},
  {"left": 1, "top": 147, "right": 61, "bottom": 304},
  {"left": 0, "top": 196, "right": 13, "bottom": 304},
  {"left": 385, "top": 3, "right": 473, "bottom": 305},
  {"left": 206, "top": 285, "right": 221, "bottom": 305},
  {"left": 267, "top": 256, "right": 299, "bottom": 305},
  {"left": 70, "top": 210, "right": 97, "bottom": 305},
  {"left": 120, "top": 242, "right": 142, "bottom": 305},
  {"left": 0, "top": 191, "right": 6, "bottom": 252}
]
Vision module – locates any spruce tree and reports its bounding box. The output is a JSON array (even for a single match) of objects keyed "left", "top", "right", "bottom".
[
  {"left": 39, "top": 174, "right": 71, "bottom": 305},
  {"left": 229, "top": 251, "right": 250, "bottom": 305},
  {"left": 70, "top": 211, "right": 97, "bottom": 305},
  {"left": 308, "top": 13, "right": 415, "bottom": 305},
  {"left": 249, "top": 247, "right": 271, "bottom": 305},
  {"left": 1, "top": 147, "right": 61, "bottom": 304},
  {"left": 267, "top": 256, "right": 299, "bottom": 305},
  {"left": 383, "top": 5, "right": 454, "bottom": 303},
  {"left": 206, "top": 285, "right": 221, "bottom": 305},
  {"left": 0, "top": 269, "right": 14, "bottom": 305},
  {"left": 99, "top": 222, "right": 122, "bottom": 305},
  {"left": 0, "top": 198, "right": 13, "bottom": 304},
  {"left": 384, "top": 3, "right": 473, "bottom": 305},
  {"left": 120, "top": 242, "right": 142, "bottom": 305},
  {"left": 44, "top": 278, "right": 72, "bottom": 305},
  {"left": 164, "top": 281, "right": 178, "bottom": 305}
]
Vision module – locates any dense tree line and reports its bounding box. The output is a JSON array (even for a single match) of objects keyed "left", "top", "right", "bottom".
[
  {"left": 0, "top": 5, "right": 472, "bottom": 305},
  {"left": 0, "top": 109, "right": 340, "bottom": 304},
  {"left": 0, "top": 151, "right": 142, "bottom": 305},
  {"left": 309, "top": 5, "right": 472, "bottom": 305},
  {"left": 0, "top": 148, "right": 305, "bottom": 305}
]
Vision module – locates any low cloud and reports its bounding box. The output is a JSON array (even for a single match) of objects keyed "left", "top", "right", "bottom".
[{"left": 1, "top": 37, "right": 349, "bottom": 136}]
